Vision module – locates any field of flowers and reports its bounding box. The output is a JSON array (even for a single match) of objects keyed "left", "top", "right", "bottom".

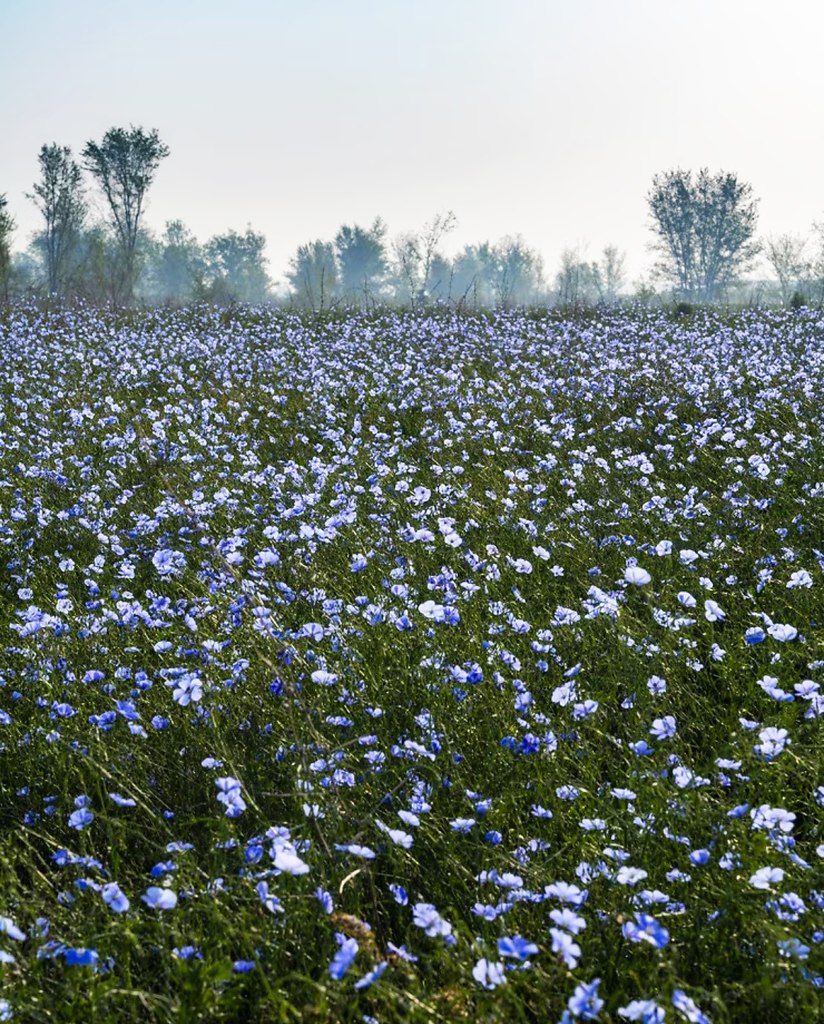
[{"left": 1, "top": 305, "right": 822, "bottom": 1023}]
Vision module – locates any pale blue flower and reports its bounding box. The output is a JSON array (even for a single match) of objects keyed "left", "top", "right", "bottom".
[{"left": 472, "top": 957, "right": 506, "bottom": 989}]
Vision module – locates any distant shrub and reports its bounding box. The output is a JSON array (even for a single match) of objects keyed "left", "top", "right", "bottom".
[
  {"left": 673, "top": 300, "right": 694, "bottom": 316},
  {"left": 789, "top": 290, "right": 806, "bottom": 309}
]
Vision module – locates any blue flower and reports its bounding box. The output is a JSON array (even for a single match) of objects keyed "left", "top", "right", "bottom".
[
  {"left": 650, "top": 715, "right": 676, "bottom": 740},
  {"left": 622, "top": 913, "right": 669, "bottom": 948},
  {"left": 625, "top": 566, "right": 651, "bottom": 586},
  {"left": 334, "top": 843, "right": 375, "bottom": 859},
  {"left": 109, "top": 792, "right": 136, "bottom": 807},
  {"left": 141, "top": 887, "right": 177, "bottom": 910},
  {"left": 172, "top": 673, "right": 203, "bottom": 707},
  {"left": 389, "top": 883, "right": 408, "bottom": 906},
  {"left": 550, "top": 927, "right": 581, "bottom": 968},
  {"left": 172, "top": 946, "right": 202, "bottom": 960},
  {"left": 354, "top": 961, "right": 388, "bottom": 990},
  {"left": 0, "top": 917, "right": 26, "bottom": 942},
  {"left": 618, "top": 999, "right": 666, "bottom": 1023},
  {"left": 329, "top": 934, "right": 358, "bottom": 980},
  {"left": 497, "top": 934, "right": 539, "bottom": 960},
  {"left": 314, "top": 887, "right": 333, "bottom": 913},
  {"left": 152, "top": 549, "right": 185, "bottom": 576},
  {"left": 749, "top": 866, "right": 784, "bottom": 889},
  {"left": 745, "top": 626, "right": 766, "bottom": 645},
  {"left": 567, "top": 978, "right": 604, "bottom": 1019},
  {"left": 215, "top": 776, "right": 246, "bottom": 817},
  {"left": 68, "top": 808, "right": 94, "bottom": 830},
  {"left": 63, "top": 947, "right": 99, "bottom": 969},
  {"left": 672, "top": 989, "right": 711, "bottom": 1024},
  {"left": 273, "top": 847, "right": 310, "bottom": 875},
  {"left": 101, "top": 882, "right": 129, "bottom": 913},
  {"left": 412, "top": 902, "right": 452, "bottom": 938}
]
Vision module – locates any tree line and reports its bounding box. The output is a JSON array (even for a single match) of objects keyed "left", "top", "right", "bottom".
[
  {"left": 2, "top": 125, "right": 824, "bottom": 308},
  {"left": 0, "top": 129, "right": 268, "bottom": 307}
]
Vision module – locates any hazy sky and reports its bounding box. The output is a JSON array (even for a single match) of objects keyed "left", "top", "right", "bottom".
[{"left": 3, "top": 0, "right": 824, "bottom": 287}]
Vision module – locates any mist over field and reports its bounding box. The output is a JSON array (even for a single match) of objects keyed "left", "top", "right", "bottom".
[{"left": 2, "top": 0, "right": 824, "bottom": 309}]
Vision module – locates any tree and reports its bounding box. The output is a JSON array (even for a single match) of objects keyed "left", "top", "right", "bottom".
[
  {"left": 82, "top": 126, "right": 169, "bottom": 302},
  {"left": 451, "top": 243, "right": 495, "bottom": 307},
  {"left": 809, "top": 220, "right": 824, "bottom": 305},
  {"left": 426, "top": 252, "right": 453, "bottom": 302},
  {"left": 148, "top": 220, "right": 205, "bottom": 304},
  {"left": 390, "top": 211, "right": 456, "bottom": 306},
  {"left": 286, "top": 239, "right": 338, "bottom": 310},
  {"left": 595, "top": 245, "right": 626, "bottom": 304},
  {"left": 0, "top": 194, "right": 13, "bottom": 301},
  {"left": 419, "top": 211, "right": 456, "bottom": 299},
  {"left": 28, "top": 144, "right": 86, "bottom": 296},
  {"left": 204, "top": 228, "right": 270, "bottom": 305},
  {"left": 55, "top": 224, "right": 123, "bottom": 304},
  {"left": 764, "top": 234, "right": 809, "bottom": 305},
  {"left": 334, "top": 218, "right": 387, "bottom": 302},
  {"left": 390, "top": 232, "right": 423, "bottom": 305},
  {"left": 647, "top": 168, "right": 760, "bottom": 302},
  {"left": 555, "top": 248, "right": 600, "bottom": 306},
  {"left": 488, "top": 235, "right": 544, "bottom": 307}
]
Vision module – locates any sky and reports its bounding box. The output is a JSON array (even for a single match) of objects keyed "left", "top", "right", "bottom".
[{"left": 3, "top": 0, "right": 824, "bottom": 288}]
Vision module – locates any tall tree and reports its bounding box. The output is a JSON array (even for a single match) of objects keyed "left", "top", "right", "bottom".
[
  {"left": 419, "top": 211, "right": 456, "bottom": 301},
  {"left": 334, "top": 218, "right": 387, "bottom": 302},
  {"left": 28, "top": 143, "right": 86, "bottom": 296},
  {"left": 764, "top": 234, "right": 809, "bottom": 305},
  {"left": 390, "top": 211, "right": 456, "bottom": 306},
  {"left": 595, "top": 245, "right": 626, "bottom": 303},
  {"left": 555, "top": 248, "right": 600, "bottom": 307},
  {"left": 451, "top": 243, "right": 495, "bottom": 307},
  {"left": 647, "top": 168, "right": 759, "bottom": 302},
  {"left": 390, "top": 232, "right": 423, "bottom": 305},
  {"left": 286, "top": 239, "right": 338, "bottom": 310},
  {"left": 70, "top": 225, "right": 122, "bottom": 304},
  {"left": 82, "top": 126, "right": 169, "bottom": 302},
  {"left": 149, "top": 220, "right": 205, "bottom": 303},
  {"left": 205, "top": 228, "right": 270, "bottom": 304},
  {"left": 0, "top": 194, "right": 13, "bottom": 302},
  {"left": 808, "top": 220, "right": 824, "bottom": 305},
  {"left": 489, "top": 235, "right": 544, "bottom": 307}
]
